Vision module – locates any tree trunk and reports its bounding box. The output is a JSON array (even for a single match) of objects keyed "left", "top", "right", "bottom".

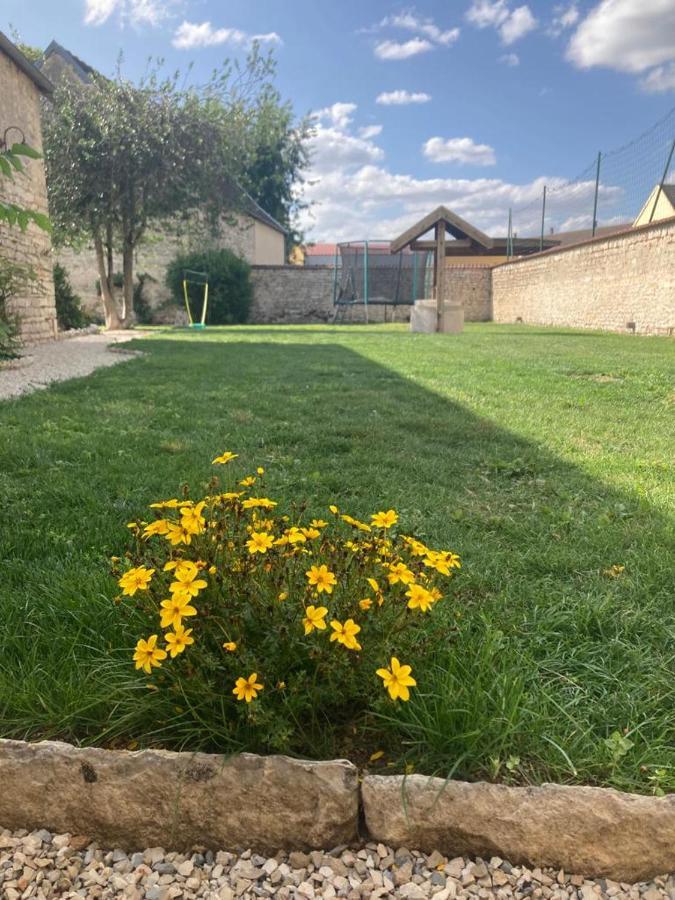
[
  {"left": 94, "top": 231, "right": 122, "bottom": 330},
  {"left": 122, "top": 236, "right": 134, "bottom": 325}
]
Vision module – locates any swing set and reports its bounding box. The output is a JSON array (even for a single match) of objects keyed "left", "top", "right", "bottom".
[{"left": 181, "top": 269, "right": 209, "bottom": 329}]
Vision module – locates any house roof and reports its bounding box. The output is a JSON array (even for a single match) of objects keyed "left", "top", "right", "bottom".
[
  {"left": 633, "top": 183, "right": 675, "bottom": 225},
  {"left": 548, "top": 223, "right": 630, "bottom": 247},
  {"left": 40, "top": 40, "right": 96, "bottom": 84},
  {"left": 242, "top": 193, "right": 287, "bottom": 235},
  {"left": 0, "top": 30, "right": 53, "bottom": 94}
]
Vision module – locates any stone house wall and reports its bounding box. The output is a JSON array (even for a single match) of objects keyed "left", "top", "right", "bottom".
[
  {"left": 0, "top": 50, "right": 56, "bottom": 342},
  {"left": 492, "top": 217, "right": 675, "bottom": 334}
]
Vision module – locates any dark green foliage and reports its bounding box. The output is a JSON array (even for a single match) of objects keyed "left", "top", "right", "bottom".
[
  {"left": 166, "top": 250, "right": 252, "bottom": 324},
  {"left": 0, "top": 258, "right": 33, "bottom": 359},
  {"left": 53, "top": 264, "right": 89, "bottom": 331},
  {"left": 132, "top": 273, "right": 155, "bottom": 325}
]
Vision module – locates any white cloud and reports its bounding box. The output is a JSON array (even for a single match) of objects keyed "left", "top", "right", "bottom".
[
  {"left": 640, "top": 63, "right": 675, "bottom": 93},
  {"left": 374, "top": 38, "right": 434, "bottom": 60},
  {"left": 499, "top": 52, "right": 520, "bottom": 65},
  {"left": 376, "top": 90, "right": 432, "bottom": 105},
  {"left": 567, "top": 0, "right": 675, "bottom": 73},
  {"left": 548, "top": 4, "right": 579, "bottom": 36},
  {"left": 466, "top": 1, "right": 537, "bottom": 44},
  {"left": 500, "top": 6, "right": 537, "bottom": 44},
  {"left": 359, "top": 125, "right": 383, "bottom": 139},
  {"left": 423, "top": 136, "right": 497, "bottom": 166},
  {"left": 379, "top": 12, "right": 460, "bottom": 46},
  {"left": 172, "top": 20, "right": 281, "bottom": 49},
  {"left": 316, "top": 102, "right": 357, "bottom": 130},
  {"left": 84, "top": 0, "right": 172, "bottom": 27}
]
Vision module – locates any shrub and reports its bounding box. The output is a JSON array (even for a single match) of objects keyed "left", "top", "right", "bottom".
[
  {"left": 165, "top": 249, "right": 252, "bottom": 325},
  {"left": 115, "top": 452, "right": 461, "bottom": 754},
  {"left": 53, "top": 263, "right": 90, "bottom": 331},
  {"left": 0, "top": 258, "right": 33, "bottom": 360},
  {"left": 133, "top": 273, "right": 155, "bottom": 324}
]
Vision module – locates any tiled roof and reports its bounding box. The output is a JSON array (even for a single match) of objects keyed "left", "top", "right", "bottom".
[{"left": 0, "top": 30, "right": 53, "bottom": 94}]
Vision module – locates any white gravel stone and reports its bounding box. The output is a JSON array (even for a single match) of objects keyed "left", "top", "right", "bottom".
[
  {"left": 0, "top": 330, "right": 147, "bottom": 401},
  {"left": 0, "top": 825, "right": 673, "bottom": 899}
]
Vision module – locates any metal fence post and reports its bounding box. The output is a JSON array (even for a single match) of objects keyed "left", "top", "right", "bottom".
[
  {"left": 539, "top": 186, "right": 547, "bottom": 252},
  {"left": 332, "top": 244, "right": 339, "bottom": 305},
  {"left": 507, "top": 208, "right": 512, "bottom": 258},
  {"left": 649, "top": 139, "right": 675, "bottom": 223},
  {"left": 363, "top": 240, "right": 369, "bottom": 325},
  {"left": 412, "top": 250, "right": 418, "bottom": 302},
  {"left": 591, "top": 152, "right": 601, "bottom": 237}
]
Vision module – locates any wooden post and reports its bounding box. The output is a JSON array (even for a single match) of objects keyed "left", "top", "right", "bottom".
[{"left": 435, "top": 221, "right": 446, "bottom": 332}]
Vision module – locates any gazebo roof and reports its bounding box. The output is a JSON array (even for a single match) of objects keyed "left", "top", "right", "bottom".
[{"left": 390, "top": 205, "right": 494, "bottom": 254}]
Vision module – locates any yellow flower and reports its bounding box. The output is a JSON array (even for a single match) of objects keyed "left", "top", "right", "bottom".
[
  {"left": 143, "top": 519, "right": 170, "bottom": 538},
  {"left": 223, "top": 641, "right": 237, "bottom": 652},
  {"left": 424, "top": 550, "right": 461, "bottom": 576},
  {"left": 212, "top": 451, "right": 238, "bottom": 465},
  {"left": 359, "top": 598, "right": 373, "bottom": 611},
  {"left": 341, "top": 514, "right": 372, "bottom": 533},
  {"left": 242, "top": 497, "right": 277, "bottom": 510},
  {"left": 330, "top": 618, "right": 362, "bottom": 651},
  {"left": 301, "top": 527, "right": 321, "bottom": 540},
  {"left": 303, "top": 604, "right": 328, "bottom": 635},
  {"left": 387, "top": 561, "right": 416, "bottom": 585},
  {"left": 405, "top": 583, "right": 436, "bottom": 613},
  {"left": 377, "top": 657, "right": 416, "bottom": 701},
  {"left": 286, "top": 527, "right": 307, "bottom": 544},
  {"left": 278, "top": 591, "right": 288, "bottom": 602},
  {"left": 367, "top": 577, "right": 385, "bottom": 606},
  {"left": 306, "top": 564, "right": 337, "bottom": 595},
  {"left": 169, "top": 565, "right": 207, "bottom": 601},
  {"left": 165, "top": 522, "right": 193, "bottom": 546},
  {"left": 160, "top": 595, "right": 197, "bottom": 630},
  {"left": 208, "top": 565, "right": 217, "bottom": 575},
  {"left": 133, "top": 635, "right": 167, "bottom": 674},
  {"left": 181, "top": 501, "right": 206, "bottom": 536},
  {"left": 239, "top": 476, "right": 256, "bottom": 487},
  {"left": 329, "top": 504, "right": 339, "bottom": 515},
  {"left": 371, "top": 509, "right": 398, "bottom": 529},
  {"left": 118, "top": 566, "right": 155, "bottom": 596},
  {"left": 165, "top": 626, "right": 194, "bottom": 658},
  {"left": 402, "top": 535, "right": 430, "bottom": 557},
  {"left": 311, "top": 519, "right": 328, "bottom": 529},
  {"left": 246, "top": 531, "right": 275, "bottom": 555},
  {"left": 149, "top": 498, "right": 183, "bottom": 509},
  {"left": 233, "top": 673, "right": 264, "bottom": 703},
  {"left": 256, "top": 467, "right": 265, "bottom": 476}
]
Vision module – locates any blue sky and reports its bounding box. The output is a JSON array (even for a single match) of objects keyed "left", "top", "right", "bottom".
[{"left": 5, "top": 0, "right": 675, "bottom": 239}]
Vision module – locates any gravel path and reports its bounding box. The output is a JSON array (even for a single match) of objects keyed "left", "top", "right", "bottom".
[
  {"left": 1, "top": 829, "right": 672, "bottom": 900},
  {"left": 0, "top": 331, "right": 147, "bottom": 401}
]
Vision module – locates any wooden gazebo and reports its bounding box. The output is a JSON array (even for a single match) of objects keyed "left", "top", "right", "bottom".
[{"left": 391, "top": 205, "right": 557, "bottom": 331}]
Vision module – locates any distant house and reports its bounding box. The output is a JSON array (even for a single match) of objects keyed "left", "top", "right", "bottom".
[
  {"left": 633, "top": 184, "right": 675, "bottom": 228},
  {"left": 0, "top": 31, "right": 56, "bottom": 342},
  {"left": 39, "top": 40, "right": 287, "bottom": 321}
]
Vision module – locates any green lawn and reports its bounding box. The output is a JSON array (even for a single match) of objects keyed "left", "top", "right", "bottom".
[{"left": 1, "top": 323, "right": 674, "bottom": 792}]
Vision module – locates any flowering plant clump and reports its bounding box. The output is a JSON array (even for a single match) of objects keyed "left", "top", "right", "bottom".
[{"left": 114, "top": 453, "right": 461, "bottom": 754}]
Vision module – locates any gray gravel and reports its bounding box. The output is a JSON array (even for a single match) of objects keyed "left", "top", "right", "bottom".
[
  {"left": 0, "top": 828, "right": 673, "bottom": 899},
  {"left": 0, "top": 330, "right": 146, "bottom": 401}
]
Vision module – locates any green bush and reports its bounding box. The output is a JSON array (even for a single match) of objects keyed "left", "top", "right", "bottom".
[
  {"left": 166, "top": 249, "right": 252, "bottom": 325},
  {"left": 133, "top": 273, "right": 155, "bottom": 324},
  {"left": 54, "top": 264, "right": 90, "bottom": 331},
  {"left": 0, "top": 258, "right": 32, "bottom": 360}
]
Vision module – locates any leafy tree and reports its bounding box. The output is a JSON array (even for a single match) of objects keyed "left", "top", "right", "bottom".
[
  {"left": 53, "top": 263, "right": 89, "bottom": 330},
  {"left": 0, "top": 137, "right": 50, "bottom": 231},
  {"left": 43, "top": 51, "right": 275, "bottom": 329},
  {"left": 166, "top": 249, "right": 252, "bottom": 324},
  {"left": 239, "top": 85, "right": 312, "bottom": 253}
]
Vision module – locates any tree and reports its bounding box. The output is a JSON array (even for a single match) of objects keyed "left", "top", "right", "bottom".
[
  {"left": 239, "top": 86, "right": 312, "bottom": 253},
  {"left": 43, "top": 51, "right": 277, "bottom": 328}
]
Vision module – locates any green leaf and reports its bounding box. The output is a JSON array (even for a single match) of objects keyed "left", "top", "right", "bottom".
[
  {"left": 0, "top": 156, "right": 12, "bottom": 177},
  {"left": 30, "top": 211, "right": 52, "bottom": 232},
  {"left": 10, "top": 142, "right": 42, "bottom": 159},
  {"left": 4, "top": 152, "right": 24, "bottom": 173}
]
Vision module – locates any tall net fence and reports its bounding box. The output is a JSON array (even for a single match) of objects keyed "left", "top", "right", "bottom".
[
  {"left": 335, "top": 242, "right": 430, "bottom": 306},
  {"left": 510, "top": 106, "right": 675, "bottom": 243}
]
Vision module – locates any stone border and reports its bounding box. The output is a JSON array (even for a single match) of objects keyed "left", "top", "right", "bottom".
[{"left": 1, "top": 740, "right": 674, "bottom": 882}]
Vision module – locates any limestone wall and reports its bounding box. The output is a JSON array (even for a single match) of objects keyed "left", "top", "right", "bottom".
[
  {"left": 443, "top": 266, "right": 493, "bottom": 321},
  {"left": 0, "top": 52, "right": 56, "bottom": 342},
  {"left": 56, "top": 215, "right": 257, "bottom": 323},
  {"left": 492, "top": 218, "right": 675, "bottom": 334}
]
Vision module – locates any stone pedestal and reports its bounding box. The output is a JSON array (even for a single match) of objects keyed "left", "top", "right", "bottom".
[{"left": 410, "top": 299, "right": 464, "bottom": 334}]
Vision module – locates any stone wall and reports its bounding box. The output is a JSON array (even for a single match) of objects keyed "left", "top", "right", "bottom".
[
  {"left": 443, "top": 265, "right": 493, "bottom": 321},
  {"left": 492, "top": 217, "right": 675, "bottom": 334},
  {"left": 57, "top": 215, "right": 257, "bottom": 323},
  {"left": 0, "top": 52, "right": 56, "bottom": 342}
]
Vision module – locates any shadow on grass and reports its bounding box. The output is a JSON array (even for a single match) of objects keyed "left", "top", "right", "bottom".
[{"left": 0, "top": 338, "right": 673, "bottom": 789}]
